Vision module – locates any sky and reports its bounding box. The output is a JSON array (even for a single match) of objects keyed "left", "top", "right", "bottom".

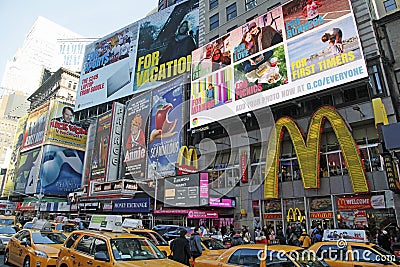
[{"left": 0, "top": 0, "right": 158, "bottom": 84}]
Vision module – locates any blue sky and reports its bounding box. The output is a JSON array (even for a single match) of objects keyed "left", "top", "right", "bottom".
[{"left": 0, "top": 0, "right": 158, "bottom": 84}]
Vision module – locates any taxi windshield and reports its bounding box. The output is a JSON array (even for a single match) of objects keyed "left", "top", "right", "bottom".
[
  {"left": 202, "top": 238, "right": 226, "bottom": 250},
  {"left": 287, "top": 250, "right": 329, "bottom": 267},
  {"left": 152, "top": 232, "right": 168, "bottom": 246},
  {"left": 32, "top": 232, "right": 66, "bottom": 244},
  {"left": 372, "top": 245, "right": 400, "bottom": 265},
  {"left": 111, "top": 238, "right": 166, "bottom": 261}
]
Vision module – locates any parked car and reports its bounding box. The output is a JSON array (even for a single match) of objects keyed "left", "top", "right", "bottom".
[
  {"left": 152, "top": 225, "right": 182, "bottom": 236},
  {"left": 162, "top": 227, "right": 195, "bottom": 241},
  {"left": 0, "top": 225, "right": 17, "bottom": 252}
]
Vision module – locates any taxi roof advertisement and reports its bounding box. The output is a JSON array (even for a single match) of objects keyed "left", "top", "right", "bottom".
[
  {"left": 75, "top": 0, "right": 199, "bottom": 111},
  {"left": 189, "top": 0, "right": 368, "bottom": 128}
]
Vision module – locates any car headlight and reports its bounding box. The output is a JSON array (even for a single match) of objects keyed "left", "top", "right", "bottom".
[{"left": 34, "top": 250, "right": 48, "bottom": 258}]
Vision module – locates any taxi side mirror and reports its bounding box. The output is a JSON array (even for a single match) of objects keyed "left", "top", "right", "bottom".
[{"left": 94, "top": 251, "right": 110, "bottom": 262}]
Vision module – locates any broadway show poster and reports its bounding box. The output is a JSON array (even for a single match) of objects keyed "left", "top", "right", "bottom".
[
  {"left": 38, "top": 145, "right": 84, "bottom": 196},
  {"left": 1, "top": 115, "right": 28, "bottom": 197},
  {"left": 46, "top": 100, "right": 87, "bottom": 150},
  {"left": 234, "top": 45, "right": 288, "bottom": 100},
  {"left": 191, "top": 68, "right": 234, "bottom": 116},
  {"left": 148, "top": 77, "right": 183, "bottom": 178},
  {"left": 14, "top": 148, "right": 41, "bottom": 195},
  {"left": 75, "top": 22, "right": 139, "bottom": 111},
  {"left": 21, "top": 102, "right": 49, "bottom": 151},
  {"left": 82, "top": 120, "right": 97, "bottom": 186},
  {"left": 287, "top": 16, "right": 364, "bottom": 82},
  {"left": 134, "top": 0, "right": 199, "bottom": 91},
  {"left": 122, "top": 92, "right": 151, "bottom": 180},
  {"left": 91, "top": 111, "right": 112, "bottom": 181},
  {"left": 282, "top": 0, "right": 351, "bottom": 40}
]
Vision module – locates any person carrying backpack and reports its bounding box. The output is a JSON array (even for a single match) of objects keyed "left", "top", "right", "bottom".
[{"left": 189, "top": 227, "right": 203, "bottom": 262}]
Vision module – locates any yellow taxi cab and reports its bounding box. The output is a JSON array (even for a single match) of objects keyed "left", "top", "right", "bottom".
[
  {"left": 56, "top": 230, "right": 187, "bottom": 267},
  {"left": 194, "top": 244, "right": 329, "bottom": 267},
  {"left": 199, "top": 237, "right": 227, "bottom": 257},
  {"left": 123, "top": 228, "right": 172, "bottom": 256},
  {"left": 308, "top": 229, "right": 400, "bottom": 267},
  {"left": 4, "top": 220, "right": 67, "bottom": 267}
]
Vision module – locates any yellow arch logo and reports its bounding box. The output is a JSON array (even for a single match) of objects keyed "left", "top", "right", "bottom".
[
  {"left": 264, "top": 106, "right": 369, "bottom": 199},
  {"left": 177, "top": 146, "right": 198, "bottom": 174}
]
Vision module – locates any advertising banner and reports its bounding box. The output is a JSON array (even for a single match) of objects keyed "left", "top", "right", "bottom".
[
  {"left": 91, "top": 111, "right": 112, "bottom": 181},
  {"left": 57, "top": 38, "right": 94, "bottom": 73},
  {"left": 336, "top": 195, "right": 385, "bottom": 210},
  {"left": 190, "top": 0, "right": 367, "bottom": 128},
  {"left": 14, "top": 148, "right": 41, "bottom": 194},
  {"left": 38, "top": 145, "right": 84, "bottom": 196},
  {"left": 148, "top": 77, "right": 183, "bottom": 178},
  {"left": 134, "top": 0, "right": 199, "bottom": 91},
  {"left": 106, "top": 102, "right": 125, "bottom": 181},
  {"left": 113, "top": 198, "right": 150, "bottom": 213},
  {"left": 1, "top": 115, "right": 28, "bottom": 197},
  {"left": 22, "top": 103, "right": 49, "bottom": 151},
  {"left": 46, "top": 100, "right": 87, "bottom": 150},
  {"left": 82, "top": 121, "right": 97, "bottom": 186},
  {"left": 75, "top": 22, "right": 139, "bottom": 111},
  {"left": 121, "top": 92, "right": 151, "bottom": 180},
  {"left": 209, "top": 197, "right": 234, "bottom": 208},
  {"left": 164, "top": 173, "right": 208, "bottom": 207}
]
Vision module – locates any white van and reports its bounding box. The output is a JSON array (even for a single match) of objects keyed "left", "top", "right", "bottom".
[{"left": 89, "top": 215, "right": 123, "bottom": 232}]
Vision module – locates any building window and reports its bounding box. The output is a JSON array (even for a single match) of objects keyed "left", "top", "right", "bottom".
[
  {"left": 368, "top": 64, "right": 384, "bottom": 95},
  {"left": 245, "top": 0, "right": 257, "bottom": 11},
  {"left": 73, "top": 82, "right": 77, "bottom": 90},
  {"left": 68, "top": 81, "right": 72, "bottom": 88},
  {"left": 209, "top": 0, "right": 218, "bottom": 10},
  {"left": 226, "top": 3, "right": 237, "bottom": 21},
  {"left": 384, "top": 0, "right": 397, "bottom": 12},
  {"left": 210, "top": 13, "right": 219, "bottom": 31}
]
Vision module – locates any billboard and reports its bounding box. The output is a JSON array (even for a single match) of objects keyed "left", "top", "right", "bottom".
[
  {"left": 190, "top": 0, "right": 367, "bottom": 128},
  {"left": 22, "top": 103, "right": 49, "bottom": 151},
  {"left": 38, "top": 145, "right": 84, "bottom": 196},
  {"left": 46, "top": 100, "right": 88, "bottom": 150},
  {"left": 164, "top": 173, "right": 209, "bottom": 207},
  {"left": 134, "top": 0, "right": 199, "bottom": 91},
  {"left": 57, "top": 38, "right": 94, "bottom": 72},
  {"left": 75, "top": 0, "right": 199, "bottom": 112},
  {"left": 148, "top": 77, "right": 184, "bottom": 178},
  {"left": 90, "top": 111, "right": 112, "bottom": 181},
  {"left": 14, "top": 148, "right": 42, "bottom": 195},
  {"left": 75, "top": 22, "right": 139, "bottom": 111},
  {"left": 121, "top": 92, "right": 151, "bottom": 180},
  {"left": 1, "top": 115, "right": 28, "bottom": 197}
]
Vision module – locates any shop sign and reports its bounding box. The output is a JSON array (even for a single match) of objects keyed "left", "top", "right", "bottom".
[
  {"left": 188, "top": 210, "right": 218, "bottom": 219},
  {"left": 310, "top": 212, "right": 333, "bottom": 219},
  {"left": 154, "top": 209, "right": 190, "bottom": 215},
  {"left": 80, "top": 202, "right": 100, "bottom": 212},
  {"left": 177, "top": 146, "right": 198, "bottom": 175},
  {"left": 286, "top": 208, "right": 304, "bottom": 222},
  {"left": 240, "top": 149, "right": 248, "bottom": 183},
  {"left": 382, "top": 153, "right": 400, "bottom": 193},
  {"left": 264, "top": 213, "right": 282, "bottom": 219},
  {"left": 113, "top": 198, "right": 150, "bottom": 213},
  {"left": 336, "top": 195, "right": 385, "bottom": 210},
  {"left": 102, "top": 202, "right": 113, "bottom": 211},
  {"left": 209, "top": 198, "right": 234, "bottom": 208},
  {"left": 265, "top": 106, "right": 369, "bottom": 198}
]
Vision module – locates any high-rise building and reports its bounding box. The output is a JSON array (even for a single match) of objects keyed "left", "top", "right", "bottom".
[{"left": 0, "top": 16, "right": 82, "bottom": 96}]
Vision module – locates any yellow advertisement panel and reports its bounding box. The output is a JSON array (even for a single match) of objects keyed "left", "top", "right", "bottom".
[
  {"left": 1, "top": 115, "right": 28, "bottom": 197},
  {"left": 45, "top": 100, "right": 88, "bottom": 150}
]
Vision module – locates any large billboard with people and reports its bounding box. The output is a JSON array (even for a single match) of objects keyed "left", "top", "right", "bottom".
[
  {"left": 75, "top": 0, "right": 199, "bottom": 111},
  {"left": 190, "top": 0, "right": 367, "bottom": 128},
  {"left": 21, "top": 103, "right": 49, "bottom": 151}
]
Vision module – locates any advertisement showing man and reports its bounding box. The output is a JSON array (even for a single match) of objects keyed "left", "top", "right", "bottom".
[
  {"left": 47, "top": 100, "right": 88, "bottom": 150},
  {"left": 21, "top": 103, "right": 49, "bottom": 151},
  {"left": 134, "top": 0, "right": 199, "bottom": 90},
  {"left": 91, "top": 111, "right": 112, "bottom": 181}
]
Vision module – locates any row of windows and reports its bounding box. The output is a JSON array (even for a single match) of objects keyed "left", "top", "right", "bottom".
[{"left": 209, "top": 0, "right": 257, "bottom": 31}]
